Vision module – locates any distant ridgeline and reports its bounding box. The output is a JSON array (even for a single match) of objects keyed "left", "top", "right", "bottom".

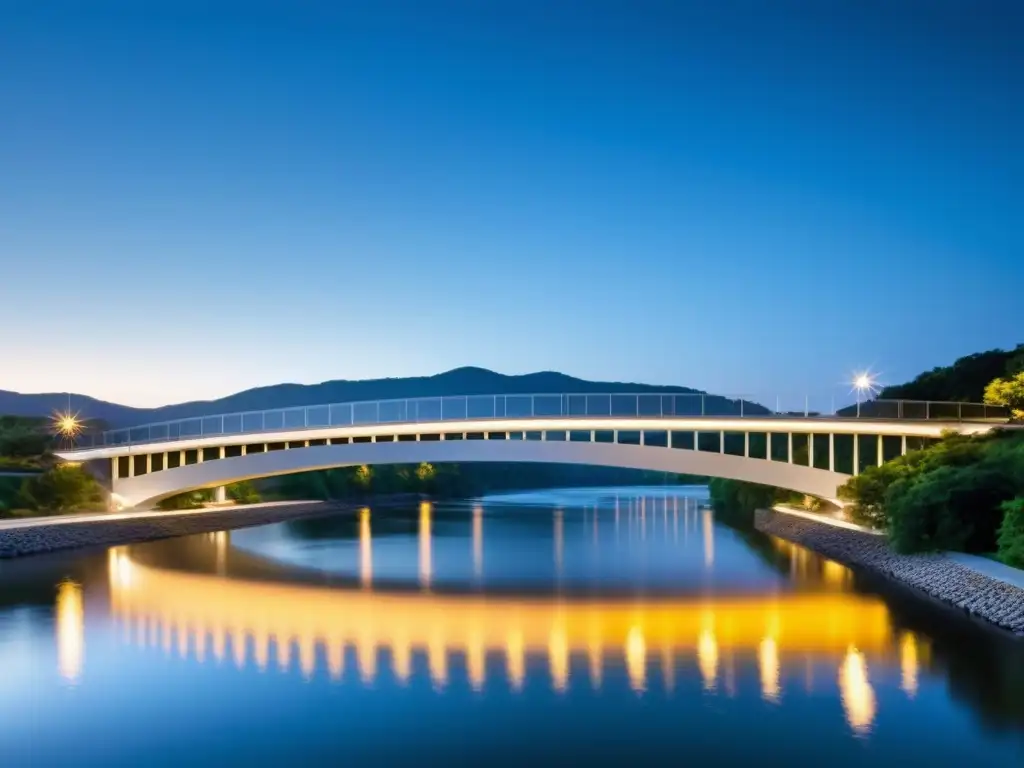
[
  {"left": 878, "top": 345, "right": 1024, "bottom": 402},
  {"left": 0, "top": 366, "right": 766, "bottom": 428},
  {"left": 3, "top": 368, "right": 746, "bottom": 514}
]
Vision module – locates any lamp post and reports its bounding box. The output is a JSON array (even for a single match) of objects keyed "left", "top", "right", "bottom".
[{"left": 853, "top": 373, "right": 874, "bottom": 418}]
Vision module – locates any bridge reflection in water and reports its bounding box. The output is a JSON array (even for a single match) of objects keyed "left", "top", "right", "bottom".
[{"left": 99, "top": 536, "right": 924, "bottom": 736}]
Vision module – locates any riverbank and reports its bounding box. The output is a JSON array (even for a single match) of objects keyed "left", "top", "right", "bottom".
[
  {"left": 0, "top": 495, "right": 423, "bottom": 559},
  {"left": 755, "top": 508, "right": 1024, "bottom": 635}
]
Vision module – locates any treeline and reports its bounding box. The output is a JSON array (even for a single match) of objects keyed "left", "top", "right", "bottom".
[
  {"left": 879, "top": 344, "right": 1024, "bottom": 403},
  {"left": 0, "top": 416, "right": 53, "bottom": 471},
  {"left": 840, "top": 431, "right": 1024, "bottom": 565},
  {"left": 269, "top": 462, "right": 704, "bottom": 502}
]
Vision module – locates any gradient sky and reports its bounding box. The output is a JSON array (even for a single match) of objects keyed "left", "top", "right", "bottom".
[{"left": 2, "top": 1, "right": 1021, "bottom": 409}]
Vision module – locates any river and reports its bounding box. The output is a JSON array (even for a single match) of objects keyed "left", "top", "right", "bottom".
[{"left": 1, "top": 486, "right": 1023, "bottom": 765}]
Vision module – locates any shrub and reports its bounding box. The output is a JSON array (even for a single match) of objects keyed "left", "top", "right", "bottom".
[
  {"left": 227, "top": 480, "right": 261, "bottom": 505},
  {"left": 886, "top": 464, "right": 1019, "bottom": 554},
  {"left": 18, "top": 465, "right": 104, "bottom": 514},
  {"left": 997, "top": 498, "right": 1024, "bottom": 568}
]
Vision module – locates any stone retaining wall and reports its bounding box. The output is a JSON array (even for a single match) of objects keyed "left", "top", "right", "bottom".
[
  {"left": 0, "top": 502, "right": 345, "bottom": 559},
  {"left": 755, "top": 508, "right": 1024, "bottom": 635}
]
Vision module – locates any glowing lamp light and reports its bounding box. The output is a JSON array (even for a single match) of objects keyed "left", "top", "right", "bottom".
[
  {"left": 853, "top": 374, "right": 873, "bottom": 392},
  {"left": 52, "top": 411, "right": 84, "bottom": 440}
]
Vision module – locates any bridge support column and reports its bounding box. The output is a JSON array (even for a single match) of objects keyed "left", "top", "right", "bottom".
[
  {"left": 853, "top": 435, "right": 859, "bottom": 476},
  {"left": 901, "top": 435, "right": 907, "bottom": 456},
  {"left": 877, "top": 434, "right": 884, "bottom": 467},
  {"left": 127, "top": 454, "right": 135, "bottom": 478},
  {"left": 809, "top": 434, "right": 815, "bottom": 468},
  {"left": 787, "top": 433, "right": 794, "bottom": 463},
  {"left": 145, "top": 454, "right": 152, "bottom": 474},
  {"left": 829, "top": 434, "right": 835, "bottom": 472},
  {"left": 111, "top": 457, "right": 119, "bottom": 480},
  {"left": 744, "top": 432, "right": 749, "bottom": 458},
  {"left": 719, "top": 430, "right": 725, "bottom": 454},
  {"left": 214, "top": 486, "right": 227, "bottom": 504}
]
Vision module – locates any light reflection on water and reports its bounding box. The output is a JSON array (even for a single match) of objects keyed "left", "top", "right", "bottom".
[{"left": 7, "top": 486, "right": 1024, "bottom": 766}]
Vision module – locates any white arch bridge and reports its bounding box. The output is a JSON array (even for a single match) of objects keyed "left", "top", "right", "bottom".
[{"left": 55, "top": 393, "right": 1010, "bottom": 510}]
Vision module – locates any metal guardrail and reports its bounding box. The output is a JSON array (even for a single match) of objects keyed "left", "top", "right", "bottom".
[{"left": 71, "top": 393, "right": 1009, "bottom": 449}]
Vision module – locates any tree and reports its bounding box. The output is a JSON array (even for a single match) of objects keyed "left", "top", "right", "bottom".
[
  {"left": 998, "top": 498, "right": 1024, "bottom": 568},
  {"left": 984, "top": 372, "right": 1024, "bottom": 420},
  {"left": 18, "top": 465, "right": 103, "bottom": 514},
  {"left": 885, "top": 464, "right": 1019, "bottom": 554},
  {"left": 227, "top": 480, "right": 261, "bottom": 505}
]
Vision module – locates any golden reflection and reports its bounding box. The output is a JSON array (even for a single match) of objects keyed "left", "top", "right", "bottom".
[
  {"left": 588, "top": 639, "right": 603, "bottom": 689},
  {"left": 428, "top": 633, "right": 447, "bottom": 690},
  {"left": 357, "top": 632, "right": 376, "bottom": 683},
  {"left": 839, "top": 646, "right": 876, "bottom": 735},
  {"left": 56, "top": 580, "right": 84, "bottom": 683},
  {"left": 549, "top": 622, "right": 569, "bottom": 692},
  {"left": 419, "top": 501, "right": 432, "bottom": 588},
  {"left": 214, "top": 532, "right": 228, "bottom": 576},
  {"left": 359, "top": 508, "right": 372, "bottom": 588},
  {"left": 661, "top": 646, "right": 675, "bottom": 693},
  {"left": 392, "top": 637, "right": 410, "bottom": 684},
  {"left": 702, "top": 508, "right": 714, "bottom": 568},
  {"left": 554, "top": 509, "right": 564, "bottom": 575},
  {"left": 506, "top": 629, "right": 525, "bottom": 691},
  {"left": 626, "top": 625, "right": 647, "bottom": 693},
  {"left": 900, "top": 632, "right": 918, "bottom": 698},
  {"left": 327, "top": 642, "right": 344, "bottom": 680},
  {"left": 759, "top": 637, "right": 780, "bottom": 703},
  {"left": 109, "top": 552, "right": 898, "bottom": 700},
  {"left": 698, "top": 626, "right": 719, "bottom": 692},
  {"left": 472, "top": 505, "right": 483, "bottom": 580},
  {"left": 467, "top": 630, "right": 485, "bottom": 691}
]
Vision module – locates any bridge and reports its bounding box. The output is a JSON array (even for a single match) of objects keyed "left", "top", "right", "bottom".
[{"left": 55, "top": 393, "right": 1009, "bottom": 510}]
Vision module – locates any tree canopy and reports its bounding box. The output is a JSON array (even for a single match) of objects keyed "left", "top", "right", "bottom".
[{"left": 880, "top": 344, "right": 1024, "bottom": 402}]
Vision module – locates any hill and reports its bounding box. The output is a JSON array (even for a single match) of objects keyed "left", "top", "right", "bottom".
[
  {"left": 0, "top": 367, "right": 763, "bottom": 429},
  {"left": 879, "top": 345, "right": 1024, "bottom": 402}
]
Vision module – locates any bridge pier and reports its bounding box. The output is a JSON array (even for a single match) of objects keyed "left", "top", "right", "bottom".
[{"left": 214, "top": 486, "right": 227, "bottom": 504}]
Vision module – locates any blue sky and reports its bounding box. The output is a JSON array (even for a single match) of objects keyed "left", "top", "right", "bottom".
[{"left": 2, "top": 1, "right": 1021, "bottom": 409}]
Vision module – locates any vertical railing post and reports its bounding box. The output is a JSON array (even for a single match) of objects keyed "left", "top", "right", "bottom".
[{"left": 701, "top": 395, "right": 705, "bottom": 417}]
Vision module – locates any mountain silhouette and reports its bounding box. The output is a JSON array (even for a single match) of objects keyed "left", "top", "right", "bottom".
[{"left": 0, "top": 367, "right": 766, "bottom": 428}]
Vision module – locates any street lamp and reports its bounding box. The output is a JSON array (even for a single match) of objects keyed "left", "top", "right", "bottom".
[{"left": 852, "top": 373, "right": 876, "bottom": 417}]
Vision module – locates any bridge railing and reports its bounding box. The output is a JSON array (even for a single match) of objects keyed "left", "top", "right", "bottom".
[{"left": 72, "top": 393, "right": 1009, "bottom": 449}]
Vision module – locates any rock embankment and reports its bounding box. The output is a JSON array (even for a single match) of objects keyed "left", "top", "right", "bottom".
[
  {"left": 755, "top": 508, "right": 1024, "bottom": 635},
  {"left": 0, "top": 501, "right": 345, "bottom": 559}
]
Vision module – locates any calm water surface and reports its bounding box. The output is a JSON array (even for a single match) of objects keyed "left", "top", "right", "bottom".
[{"left": 2, "top": 486, "right": 1023, "bottom": 766}]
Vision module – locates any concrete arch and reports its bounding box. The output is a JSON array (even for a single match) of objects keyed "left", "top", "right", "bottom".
[{"left": 110, "top": 439, "right": 852, "bottom": 510}]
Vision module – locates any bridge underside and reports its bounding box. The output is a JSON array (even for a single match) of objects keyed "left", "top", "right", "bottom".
[{"left": 109, "top": 440, "right": 852, "bottom": 510}]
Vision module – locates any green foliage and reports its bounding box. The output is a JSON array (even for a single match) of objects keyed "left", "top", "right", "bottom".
[
  {"left": 886, "top": 464, "right": 1019, "bottom": 554},
  {"left": 840, "top": 431, "right": 1024, "bottom": 553},
  {"left": 17, "top": 464, "right": 104, "bottom": 514},
  {"left": 984, "top": 373, "right": 1024, "bottom": 420},
  {"left": 997, "top": 498, "right": 1024, "bottom": 568},
  {"left": 880, "top": 344, "right": 1024, "bottom": 402},
  {"left": 0, "top": 416, "right": 51, "bottom": 460},
  {"left": 157, "top": 489, "right": 213, "bottom": 510},
  {"left": 708, "top": 478, "right": 803, "bottom": 527},
  {"left": 226, "top": 480, "right": 261, "bottom": 505},
  {"left": 840, "top": 432, "right": 985, "bottom": 529}
]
